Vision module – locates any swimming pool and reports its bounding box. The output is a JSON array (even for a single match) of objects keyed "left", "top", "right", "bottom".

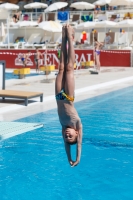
[
  {"left": 5, "top": 72, "right": 41, "bottom": 80},
  {"left": 1, "top": 86, "right": 133, "bottom": 200}
]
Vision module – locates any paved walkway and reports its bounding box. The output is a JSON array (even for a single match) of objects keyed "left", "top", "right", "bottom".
[{"left": 1, "top": 67, "right": 133, "bottom": 121}]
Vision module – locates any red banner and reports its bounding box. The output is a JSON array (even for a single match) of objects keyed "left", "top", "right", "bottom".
[{"left": 0, "top": 49, "right": 130, "bottom": 68}]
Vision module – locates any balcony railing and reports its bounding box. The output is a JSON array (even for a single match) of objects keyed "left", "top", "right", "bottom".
[{"left": 8, "top": 9, "right": 133, "bottom": 26}]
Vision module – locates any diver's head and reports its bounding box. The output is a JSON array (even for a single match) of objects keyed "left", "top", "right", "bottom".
[{"left": 64, "top": 128, "right": 78, "bottom": 145}]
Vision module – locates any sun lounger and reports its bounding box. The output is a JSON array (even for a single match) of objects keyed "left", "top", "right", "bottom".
[
  {"left": 47, "top": 13, "right": 55, "bottom": 21},
  {"left": 24, "top": 34, "right": 42, "bottom": 49},
  {"left": 0, "top": 90, "right": 43, "bottom": 106},
  {"left": 33, "top": 43, "right": 46, "bottom": 49},
  {"left": 98, "top": 15, "right": 107, "bottom": 21},
  {"left": 53, "top": 33, "right": 62, "bottom": 43},
  {"left": 0, "top": 33, "right": 19, "bottom": 49},
  {"left": 47, "top": 33, "right": 61, "bottom": 49},
  {"left": 75, "top": 32, "right": 82, "bottom": 42},
  {"left": 104, "top": 32, "right": 115, "bottom": 49},
  {"left": 41, "top": 35, "right": 51, "bottom": 43},
  {"left": 108, "top": 32, "right": 128, "bottom": 49},
  {"left": 0, "top": 43, "right": 8, "bottom": 48},
  {"left": 0, "top": 43, "right": 19, "bottom": 49},
  {"left": 33, "top": 35, "right": 51, "bottom": 49},
  {"left": 69, "top": 14, "right": 80, "bottom": 26},
  {"left": 47, "top": 43, "right": 58, "bottom": 49}
]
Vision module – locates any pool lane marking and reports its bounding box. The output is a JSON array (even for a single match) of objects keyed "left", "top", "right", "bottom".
[{"left": 1, "top": 76, "right": 133, "bottom": 114}]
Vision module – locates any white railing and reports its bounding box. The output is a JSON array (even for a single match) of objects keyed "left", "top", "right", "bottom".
[{"left": 9, "top": 9, "right": 133, "bottom": 24}]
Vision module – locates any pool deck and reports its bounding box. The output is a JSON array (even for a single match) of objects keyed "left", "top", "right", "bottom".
[{"left": 1, "top": 67, "right": 133, "bottom": 121}]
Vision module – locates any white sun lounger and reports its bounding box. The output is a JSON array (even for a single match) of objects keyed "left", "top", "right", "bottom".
[
  {"left": 24, "top": 34, "right": 42, "bottom": 49},
  {"left": 33, "top": 35, "right": 51, "bottom": 49},
  {"left": 69, "top": 14, "right": 80, "bottom": 26},
  {"left": 75, "top": 32, "right": 82, "bottom": 42},
  {"left": 107, "top": 32, "right": 128, "bottom": 49},
  {"left": 0, "top": 33, "right": 19, "bottom": 49},
  {"left": 47, "top": 33, "right": 61, "bottom": 49}
]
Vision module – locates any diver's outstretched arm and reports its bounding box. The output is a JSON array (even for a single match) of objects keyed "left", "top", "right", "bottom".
[
  {"left": 72, "top": 124, "right": 82, "bottom": 167},
  {"left": 62, "top": 128, "right": 73, "bottom": 165}
]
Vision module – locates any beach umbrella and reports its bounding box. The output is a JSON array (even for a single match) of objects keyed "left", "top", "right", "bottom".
[
  {"left": 127, "top": 0, "right": 133, "bottom": 2},
  {"left": 118, "top": 19, "right": 133, "bottom": 26},
  {"left": 16, "top": 21, "right": 38, "bottom": 27},
  {"left": 24, "top": 2, "right": 48, "bottom": 9},
  {"left": 10, "top": 21, "right": 38, "bottom": 27},
  {"left": 117, "top": 19, "right": 133, "bottom": 46},
  {"left": 44, "top": 2, "right": 68, "bottom": 12},
  {"left": 95, "top": 20, "right": 117, "bottom": 27},
  {"left": 95, "top": 20, "right": 117, "bottom": 37},
  {"left": 70, "top": 1, "right": 95, "bottom": 10},
  {"left": 93, "top": 0, "right": 111, "bottom": 5},
  {"left": 0, "top": 3, "right": 19, "bottom": 10},
  {"left": 94, "top": 0, "right": 133, "bottom": 6},
  {"left": 38, "top": 21, "right": 62, "bottom": 32},
  {"left": 75, "top": 22, "right": 96, "bottom": 29},
  {"left": 93, "top": 0, "right": 110, "bottom": 14},
  {"left": 76, "top": 20, "right": 116, "bottom": 29},
  {"left": 109, "top": 0, "right": 131, "bottom": 5},
  {"left": 24, "top": 2, "right": 47, "bottom": 21},
  {"left": 95, "top": 20, "right": 117, "bottom": 47}
]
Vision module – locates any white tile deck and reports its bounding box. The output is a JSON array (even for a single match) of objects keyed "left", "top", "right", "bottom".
[{"left": 1, "top": 67, "right": 133, "bottom": 122}]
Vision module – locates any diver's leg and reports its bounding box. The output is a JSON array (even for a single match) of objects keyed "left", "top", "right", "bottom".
[
  {"left": 95, "top": 53, "right": 98, "bottom": 69},
  {"left": 55, "top": 26, "right": 67, "bottom": 95},
  {"left": 37, "top": 59, "right": 41, "bottom": 73},
  {"left": 64, "top": 25, "right": 75, "bottom": 97},
  {"left": 24, "top": 58, "right": 27, "bottom": 68},
  {"left": 97, "top": 55, "right": 101, "bottom": 71},
  {"left": 95, "top": 54, "right": 100, "bottom": 71},
  {"left": 35, "top": 61, "right": 37, "bottom": 72},
  {"left": 37, "top": 60, "right": 39, "bottom": 73},
  {"left": 94, "top": 52, "right": 97, "bottom": 69}
]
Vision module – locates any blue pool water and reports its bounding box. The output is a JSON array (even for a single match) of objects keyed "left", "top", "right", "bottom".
[
  {"left": 5, "top": 72, "right": 41, "bottom": 80},
  {"left": 1, "top": 87, "right": 133, "bottom": 200}
]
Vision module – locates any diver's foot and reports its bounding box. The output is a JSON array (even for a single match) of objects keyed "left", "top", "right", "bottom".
[{"left": 66, "top": 24, "right": 75, "bottom": 41}]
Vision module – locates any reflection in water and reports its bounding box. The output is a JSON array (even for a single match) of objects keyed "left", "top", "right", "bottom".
[{"left": 83, "top": 137, "right": 133, "bottom": 149}]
